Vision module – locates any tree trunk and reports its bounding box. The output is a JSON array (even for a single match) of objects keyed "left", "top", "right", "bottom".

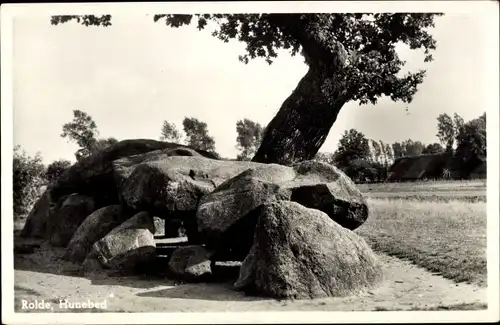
[
  {"left": 251, "top": 15, "right": 354, "bottom": 165},
  {"left": 252, "top": 66, "right": 349, "bottom": 165}
]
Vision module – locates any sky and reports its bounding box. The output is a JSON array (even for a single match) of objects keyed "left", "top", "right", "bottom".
[{"left": 12, "top": 12, "right": 490, "bottom": 164}]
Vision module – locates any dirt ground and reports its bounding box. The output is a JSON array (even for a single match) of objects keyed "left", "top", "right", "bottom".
[{"left": 13, "top": 236, "right": 487, "bottom": 313}]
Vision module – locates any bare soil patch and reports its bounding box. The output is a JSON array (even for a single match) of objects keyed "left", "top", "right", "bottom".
[{"left": 14, "top": 237, "right": 486, "bottom": 313}]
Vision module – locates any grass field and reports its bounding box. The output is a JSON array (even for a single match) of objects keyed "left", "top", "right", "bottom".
[
  {"left": 357, "top": 180, "right": 487, "bottom": 287},
  {"left": 357, "top": 179, "right": 486, "bottom": 193}
]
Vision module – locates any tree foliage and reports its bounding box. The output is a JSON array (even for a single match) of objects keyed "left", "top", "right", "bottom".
[
  {"left": 453, "top": 112, "right": 465, "bottom": 134},
  {"left": 333, "top": 129, "right": 370, "bottom": 168},
  {"left": 61, "top": 110, "right": 99, "bottom": 155},
  {"left": 343, "top": 158, "right": 385, "bottom": 183},
  {"left": 402, "top": 139, "right": 425, "bottom": 157},
  {"left": 369, "top": 139, "right": 382, "bottom": 163},
  {"left": 380, "top": 141, "right": 394, "bottom": 167},
  {"left": 454, "top": 112, "right": 486, "bottom": 177},
  {"left": 422, "top": 142, "right": 444, "bottom": 154},
  {"left": 235, "top": 119, "right": 264, "bottom": 161},
  {"left": 391, "top": 142, "right": 406, "bottom": 158},
  {"left": 61, "top": 110, "right": 117, "bottom": 160},
  {"left": 160, "top": 120, "right": 183, "bottom": 143},
  {"left": 154, "top": 13, "right": 441, "bottom": 106},
  {"left": 391, "top": 139, "right": 426, "bottom": 158},
  {"left": 51, "top": 15, "right": 112, "bottom": 27},
  {"left": 45, "top": 159, "right": 72, "bottom": 183},
  {"left": 13, "top": 146, "right": 46, "bottom": 218},
  {"left": 435, "top": 112, "right": 466, "bottom": 154},
  {"left": 182, "top": 117, "right": 216, "bottom": 152}
]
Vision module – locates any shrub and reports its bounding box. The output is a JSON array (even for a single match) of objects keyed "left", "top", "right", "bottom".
[
  {"left": 46, "top": 159, "right": 72, "bottom": 183},
  {"left": 13, "top": 146, "right": 47, "bottom": 218},
  {"left": 337, "top": 158, "right": 388, "bottom": 183}
]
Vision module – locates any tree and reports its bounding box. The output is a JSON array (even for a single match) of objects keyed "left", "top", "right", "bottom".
[
  {"left": 383, "top": 142, "right": 394, "bottom": 166},
  {"left": 369, "top": 139, "right": 382, "bottom": 163},
  {"left": 454, "top": 112, "right": 486, "bottom": 178},
  {"left": 13, "top": 146, "right": 46, "bottom": 218},
  {"left": 61, "top": 110, "right": 99, "bottom": 160},
  {"left": 61, "top": 110, "right": 118, "bottom": 160},
  {"left": 160, "top": 120, "right": 183, "bottom": 143},
  {"left": 51, "top": 13, "right": 443, "bottom": 165},
  {"left": 392, "top": 142, "right": 406, "bottom": 158},
  {"left": 182, "top": 117, "right": 216, "bottom": 152},
  {"left": 422, "top": 142, "right": 444, "bottom": 154},
  {"left": 45, "top": 159, "right": 72, "bottom": 183},
  {"left": 342, "top": 158, "right": 378, "bottom": 183},
  {"left": 402, "top": 139, "right": 425, "bottom": 157},
  {"left": 377, "top": 141, "right": 393, "bottom": 167},
  {"left": 333, "top": 129, "right": 370, "bottom": 168},
  {"left": 453, "top": 112, "right": 465, "bottom": 133},
  {"left": 235, "top": 119, "right": 264, "bottom": 161},
  {"left": 436, "top": 113, "right": 456, "bottom": 152}
]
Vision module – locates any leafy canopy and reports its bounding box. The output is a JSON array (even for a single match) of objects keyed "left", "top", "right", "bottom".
[
  {"left": 13, "top": 146, "right": 46, "bottom": 218},
  {"left": 436, "top": 112, "right": 464, "bottom": 152},
  {"left": 51, "top": 13, "right": 442, "bottom": 105},
  {"left": 46, "top": 159, "right": 72, "bottom": 183},
  {"left": 333, "top": 128, "right": 371, "bottom": 167},
  {"left": 61, "top": 109, "right": 99, "bottom": 150},
  {"left": 455, "top": 112, "right": 486, "bottom": 163},
  {"left": 61, "top": 110, "right": 118, "bottom": 160},
  {"left": 235, "top": 118, "right": 264, "bottom": 161},
  {"left": 182, "top": 117, "right": 216, "bottom": 152},
  {"left": 160, "top": 120, "right": 183, "bottom": 143},
  {"left": 422, "top": 143, "right": 444, "bottom": 155}
]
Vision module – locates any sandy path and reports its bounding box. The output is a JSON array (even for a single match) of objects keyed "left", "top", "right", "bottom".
[{"left": 13, "top": 243, "right": 486, "bottom": 313}]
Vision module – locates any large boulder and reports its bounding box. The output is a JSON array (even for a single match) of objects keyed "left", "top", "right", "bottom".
[
  {"left": 197, "top": 160, "right": 368, "bottom": 259},
  {"left": 168, "top": 245, "right": 215, "bottom": 281},
  {"left": 20, "top": 188, "right": 53, "bottom": 238},
  {"left": 48, "top": 194, "right": 95, "bottom": 247},
  {"left": 234, "top": 201, "right": 383, "bottom": 299},
  {"left": 82, "top": 211, "right": 156, "bottom": 274},
  {"left": 64, "top": 205, "right": 130, "bottom": 263},
  {"left": 196, "top": 168, "right": 293, "bottom": 257},
  {"left": 50, "top": 139, "right": 218, "bottom": 209},
  {"left": 118, "top": 163, "right": 212, "bottom": 215},
  {"left": 44, "top": 194, "right": 70, "bottom": 241},
  {"left": 112, "top": 146, "right": 208, "bottom": 191},
  {"left": 116, "top": 156, "right": 275, "bottom": 241},
  {"left": 117, "top": 156, "right": 270, "bottom": 214}
]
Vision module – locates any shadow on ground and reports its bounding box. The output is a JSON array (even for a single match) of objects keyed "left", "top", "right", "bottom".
[{"left": 14, "top": 235, "right": 244, "bottom": 292}]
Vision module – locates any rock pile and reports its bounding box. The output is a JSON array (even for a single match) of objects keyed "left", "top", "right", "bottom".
[{"left": 20, "top": 139, "right": 383, "bottom": 299}]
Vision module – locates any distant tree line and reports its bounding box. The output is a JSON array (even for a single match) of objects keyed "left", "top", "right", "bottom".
[
  {"left": 312, "top": 111, "right": 486, "bottom": 182},
  {"left": 160, "top": 117, "right": 265, "bottom": 161},
  {"left": 13, "top": 109, "right": 487, "bottom": 219}
]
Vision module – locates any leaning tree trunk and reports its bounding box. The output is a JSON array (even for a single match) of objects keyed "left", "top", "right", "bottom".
[
  {"left": 252, "top": 14, "right": 353, "bottom": 165},
  {"left": 252, "top": 66, "right": 350, "bottom": 165}
]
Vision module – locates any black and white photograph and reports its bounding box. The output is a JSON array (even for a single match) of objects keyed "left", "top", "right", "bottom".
[{"left": 2, "top": 1, "right": 499, "bottom": 324}]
